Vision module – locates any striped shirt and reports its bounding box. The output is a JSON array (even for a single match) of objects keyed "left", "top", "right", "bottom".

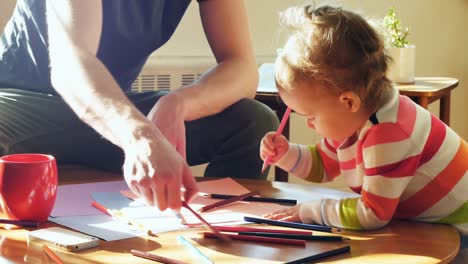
[{"left": 278, "top": 88, "right": 468, "bottom": 231}]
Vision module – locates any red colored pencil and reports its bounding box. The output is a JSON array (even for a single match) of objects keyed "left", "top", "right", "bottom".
[
  {"left": 261, "top": 107, "right": 292, "bottom": 173},
  {"left": 202, "top": 232, "right": 305, "bottom": 246},
  {"left": 214, "top": 225, "right": 312, "bottom": 235}
]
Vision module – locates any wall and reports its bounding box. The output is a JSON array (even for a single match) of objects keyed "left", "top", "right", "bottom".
[
  {"left": 1, "top": 0, "right": 467, "bottom": 145},
  {"left": 158, "top": 0, "right": 468, "bottom": 144},
  {"left": 0, "top": 0, "right": 14, "bottom": 28}
]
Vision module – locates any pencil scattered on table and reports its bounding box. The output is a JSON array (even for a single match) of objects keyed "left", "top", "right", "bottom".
[
  {"left": 182, "top": 201, "right": 231, "bottom": 241},
  {"left": 42, "top": 244, "right": 64, "bottom": 264},
  {"left": 284, "top": 245, "right": 351, "bottom": 264},
  {"left": 261, "top": 106, "right": 292, "bottom": 173},
  {"left": 91, "top": 201, "right": 157, "bottom": 237},
  {"left": 244, "top": 216, "right": 341, "bottom": 233},
  {"left": 237, "top": 232, "right": 349, "bottom": 241},
  {"left": 199, "top": 190, "right": 260, "bottom": 212},
  {"left": 200, "top": 193, "right": 297, "bottom": 205},
  {"left": 131, "top": 249, "right": 189, "bottom": 264},
  {"left": 0, "top": 218, "right": 39, "bottom": 228},
  {"left": 214, "top": 225, "right": 312, "bottom": 235},
  {"left": 202, "top": 232, "right": 306, "bottom": 246},
  {"left": 178, "top": 235, "right": 214, "bottom": 264}
]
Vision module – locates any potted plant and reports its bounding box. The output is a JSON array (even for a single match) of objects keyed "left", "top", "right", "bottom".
[{"left": 383, "top": 7, "right": 416, "bottom": 84}]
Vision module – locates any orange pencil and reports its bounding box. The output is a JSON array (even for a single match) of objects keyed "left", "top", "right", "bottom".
[
  {"left": 199, "top": 190, "right": 259, "bottom": 212},
  {"left": 261, "top": 107, "right": 292, "bottom": 173},
  {"left": 131, "top": 249, "right": 189, "bottom": 264},
  {"left": 42, "top": 244, "right": 64, "bottom": 264}
]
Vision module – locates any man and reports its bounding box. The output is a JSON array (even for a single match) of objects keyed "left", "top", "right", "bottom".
[{"left": 0, "top": 0, "right": 278, "bottom": 211}]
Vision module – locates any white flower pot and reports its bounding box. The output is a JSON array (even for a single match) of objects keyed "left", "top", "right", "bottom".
[{"left": 388, "top": 45, "right": 416, "bottom": 84}]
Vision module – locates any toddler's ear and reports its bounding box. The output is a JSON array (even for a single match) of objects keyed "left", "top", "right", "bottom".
[{"left": 339, "top": 91, "right": 361, "bottom": 112}]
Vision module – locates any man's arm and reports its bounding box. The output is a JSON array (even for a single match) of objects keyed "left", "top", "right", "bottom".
[
  {"left": 172, "top": 0, "right": 259, "bottom": 121},
  {"left": 46, "top": 0, "right": 159, "bottom": 148},
  {"left": 46, "top": 1, "right": 197, "bottom": 210}
]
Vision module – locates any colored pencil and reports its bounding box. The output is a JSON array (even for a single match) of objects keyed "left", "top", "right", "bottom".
[
  {"left": 42, "top": 244, "right": 64, "bottom": 264},
  {"left": 214, "top": 225, "right": 312, "bottom": 235},
  {"left": 201, "top": 193, "right": 297, "bottom": 205},
  {"left": 238, "top": 232, "right": 349, "bottom": 241},
  {"left": 261, "top": 106, "right": 292, "bottom": 173},
  {"left": 0, "top": 219, "right": 39, "bottom": 228},
  {"left": 199, "top": 190, "right": 260, "bottom": 212},
  {"left": 91, "top": 201, "right": 157, "bottom": 237},
  {"left": 284, "top": 245, "right": 351, "bottom": 263},
  {"left": 177, "top": 235, "right": 214, "bottom": 264},
  {"left": 244, "top": 216, "right": 341, "bottom": 233},
  {"left": 182, "top": 201, "right": 230, "bottom": 241},
  {"left": 131, "top": 249, "right": 189, "bottom": 264},
  {"left": 202, "top": 232, "right": 305, "bottom": 246}
]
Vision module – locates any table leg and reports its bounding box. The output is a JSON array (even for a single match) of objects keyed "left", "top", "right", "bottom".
[
  {"left": 440, "top": 94, "right": 451, "bottom": 126},
  {"left": 416, "top": 96, "right": 430, "bottom": 109}
]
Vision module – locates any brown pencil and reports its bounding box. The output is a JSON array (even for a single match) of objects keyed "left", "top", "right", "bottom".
[
  {"left": 182, "top": 201, "right": 231, "bottom": 241},
  {"left": 199, "top": 190, "right": 260, "bottom": 212}
]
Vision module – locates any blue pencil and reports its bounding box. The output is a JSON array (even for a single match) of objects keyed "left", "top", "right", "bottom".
[
  {"left": 243, "top": 216, "right": 341, "bottom": 233},
  {"left": 177, "top": 235, "right": 214, "bottom": 264},
  {"left": 0, "top": 219, "right": 39, "bottom": 228}
]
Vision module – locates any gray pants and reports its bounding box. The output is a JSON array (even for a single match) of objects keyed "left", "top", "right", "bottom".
[
  {"left": 452, "top": 233, "right": 468, "bottom": 264},
  {"left": 0, "top": 89, "right": 279, "bottom": 179}
]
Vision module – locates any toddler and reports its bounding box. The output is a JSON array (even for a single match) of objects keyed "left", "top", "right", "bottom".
[{"left": 260, "top": 5, "right": 468, "bottom": 236}]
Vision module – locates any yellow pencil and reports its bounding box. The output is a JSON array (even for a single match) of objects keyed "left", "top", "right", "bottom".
[{"left": 92, "top": 201, "right": 157, "bottom": 237}]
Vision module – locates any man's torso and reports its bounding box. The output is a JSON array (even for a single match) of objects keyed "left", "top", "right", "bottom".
[{"left": 0, "top": 0, "right": 191, "bottom": 93}]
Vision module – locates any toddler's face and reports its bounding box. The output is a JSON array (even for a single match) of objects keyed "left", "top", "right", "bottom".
[{"left": 279, "top": 81, "right": 361, "bottom": 141}]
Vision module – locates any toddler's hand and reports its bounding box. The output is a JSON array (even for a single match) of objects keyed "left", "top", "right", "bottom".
[
  {"left": 260, "top": 132, "right": 289, "bottom": 164},
  {"left": 263, "top": 204, "right": 301, "bottom": 222}
]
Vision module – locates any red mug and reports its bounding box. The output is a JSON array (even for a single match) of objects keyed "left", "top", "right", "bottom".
[{"left": 0, "top": 154, "right": 58, "bottom": 222}]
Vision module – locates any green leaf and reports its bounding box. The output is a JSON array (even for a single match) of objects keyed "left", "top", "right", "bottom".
[{"left": 383, "top": 7, "right": 410, "bottom": 48}]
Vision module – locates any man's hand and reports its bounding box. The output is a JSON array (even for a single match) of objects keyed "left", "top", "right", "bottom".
[
  {"left": 122, "top": 92, "right": 197, "bottom": 211},
  {"left": 122, "top": 135, "right": 198, "bottom": 211},
  {"left": 147, "top": 92, "right": 187, "bottom": 158}
]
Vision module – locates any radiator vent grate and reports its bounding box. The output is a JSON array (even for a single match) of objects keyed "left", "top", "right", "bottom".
[
  {"left": 131, "top": 56, "right": 213, "bottom": 92},
  {"left": 131, "top": 55, "right": 276, "bottom": 92}
]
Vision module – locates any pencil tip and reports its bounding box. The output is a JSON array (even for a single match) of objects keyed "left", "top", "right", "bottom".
[{"left": 147, "top": 230, "right": 158, "bottom": 237}]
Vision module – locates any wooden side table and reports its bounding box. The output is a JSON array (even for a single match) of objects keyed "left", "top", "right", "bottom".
[
  {"left": 256, "top": 73, "right": 459, "bottom": 182},
  {"left": 396, "top": 77, "right": 459, "bottom": 126}
]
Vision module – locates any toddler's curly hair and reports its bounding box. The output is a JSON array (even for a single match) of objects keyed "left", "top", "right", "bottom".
[{"left": 275, "top": 5, "right": 393, "bottom": 111}]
